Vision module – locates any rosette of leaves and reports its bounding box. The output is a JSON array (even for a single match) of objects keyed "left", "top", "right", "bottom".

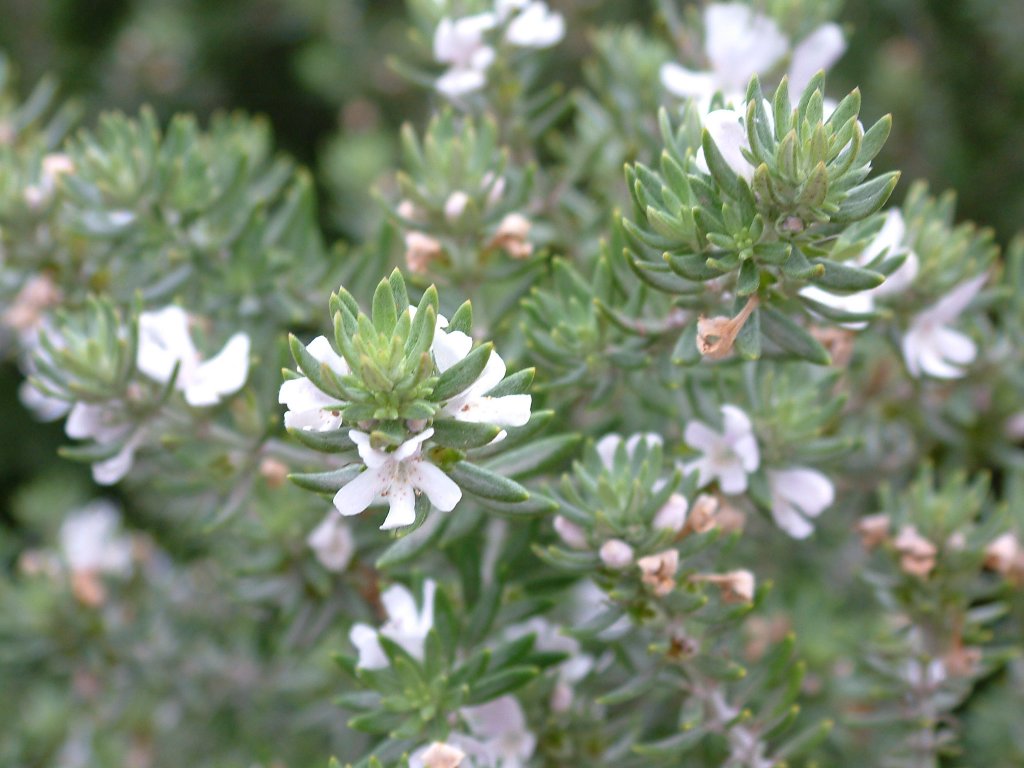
[
  {"left": 391, "top": 110, "right": 533, "bottom": 267},
  {"left": 29, "top": 298, "right": 138, "bottom": 406},
  {"left": 623, "top": 75, "right": 903, "bottom": 363},
  {"left": 55, "top": 108, "right": 329, "bottom": 325},
  {"left": 333, "top": 581, "right": 564, "bottom": 765},
  {"left": 520, "top": 220, "right": 679, "bottom": 394},
  {"left": 284, "top": 270, "right": 569, "bottom": 566},
  {"left": 0, "top": 54, "right": 80, "bottom": 264}
]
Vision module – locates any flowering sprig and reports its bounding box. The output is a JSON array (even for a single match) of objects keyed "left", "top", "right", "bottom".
[
  {"left": 852, "top": 468, "right": 1015, "bottom": 766},
  {"left": 391, "top": 111, "right": 535, "bottom": 280},
  {"left": 539, "top": 432, "right": 826, "bottom": 764},
  {"left": 623, "top": 75, "right": 901, "bottom": 363},
  {"left": 334, "top": 579, "right": 559, "bottom": 763},
  {"left": 283, "top": 269, "right": 555, "bottom": 537}
]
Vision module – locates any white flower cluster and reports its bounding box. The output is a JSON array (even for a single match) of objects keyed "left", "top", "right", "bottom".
[
  {"left": 660, "top": 2, "right": 846, "bottom": 111},
  {"left": 683, "top": 405, "right": 834, "bottom": 539},
  {"left": 433, "top": 0, "right": 565, "bottom": 99},
  {"left": 281, "top": 310, "right": 531, "bottom": 530}
]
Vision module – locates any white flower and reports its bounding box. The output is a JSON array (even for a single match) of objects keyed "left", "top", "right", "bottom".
[
  {"left": 595, "top": 432, "right": 662, "bottom": 469},
  {"left": 683, "top": 405, "right": 760, "bottom": 494},
  {"left": 306, "top": 511, "right": 355, "bottom": 572},
  {"left": 59, "top": 501, "right": 133, "bottom": 577},
  {"left": 902, "top": 274, "right": 987, "bottom": 379},
  {"left": 278, "top": 335, "right": 350, "bottom": 431},
  {"left": 660, "top": 3, "right": 788, "bottom": 109},
  {"left": 499, "top": 1, "right": 565, "bottom": 48},
  {"left": 766, "top": 467, "right": 834, "bottom": 539},
  {"left": 65, "top": 402, "right": 144, "bottom": 485},
  {"left": 787, "top": 23, "right": 847, "bottom": 97},
  {"left": 434, "top": 13, "right": 498, "bottom": 98},
  {"left": 461, "top": 696, "right": 537, "bottom": 768},
  {"left": 334, "top": 429, "right": 462, "bottom": 530},
  {"left": 432, "top": 325, "right": 532, "bottom": 437},
  {"left": 350, "top": 580, "right": 436, "bottom": 670},
  {"left": 137, "top": 306, "right": 250, "bottom": 407}
]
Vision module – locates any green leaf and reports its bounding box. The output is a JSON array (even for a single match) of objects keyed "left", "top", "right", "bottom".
[
  {"left": 734, "top": 305, "right": 761, "bottom": 360},
  {"left": 431, "top": 419, "right": 503, "bottom": 450},
  {"left": 376, "top": 509, "right": 446, "bottom": 570},
  {"left": 449, "top": 300, "right": 473, "bottom": 334},
  {"left": 485, "top": 367, "right": 534, "bottom": 397},
  {"left": 448, "top": 462, "right": 530, "bottom": 502},
  {"left": 289, "top": 466, "right": 362, "bottom": 494},
  {"left": 736, "top": 259, "right": 760, "bottom": 296},
  {"left": 371, "top": 278, "right": 399, "bottom": 335},
  {"left": 672, "top": 321, "right": 701, "bottom": 366},
  {"left": 759, "top": 305, "right": 830, "bottom": 365},
  {"left": 289, "top": 334, "right": 345, "bottom": 399},
  {"left": 833, "top": 171, "right": 900, "bottom": 224},
  {"left": 431, "top": 343, "right": 492, "bottom": 402},
  {"left": 464, "top": 666, "right": 539, "bottom": 704},
  {"left": 482, "top": 435, "right": 580, "bottom": 479},
  {"left": 810, "top": 260, "right": 884, "bottom": 291},
  {"left": 701, "top": 127, "right": 744, "bottom": 201},
  {"left": 388, "top": 268, "right": 409, "bottom": 313},
  {"left": 287, "top": 426, "right": 355, "bottom": 454}
]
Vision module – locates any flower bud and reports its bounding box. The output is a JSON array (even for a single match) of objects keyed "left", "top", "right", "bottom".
[
  {"left": 444, "top": 190, "right": 470, "bottom": 222},
  {"left": 855, "top": 513, "right": 890, "bottom": 550},
  {"left": 481, "top": 171, "right": 506, "bottom": 207},
  {"left": 2, "top": 273, "right": 62, "bottom": 332},
  {"left": 259, "top": 457, "right": 289, "bottom": 489},
  {"left": 653, "top": 493, "right": 688, "bottom": 533},
  {"left": 421, "top": 741, "right": 466, "bottom": 768},
  {"left": 405, "top": 231, "right": 443, "bottom": 274},
  {"left": 983, "top": 532, "right": 1020, "bottom": 575},
  {"left": 397, "top": 199, "right": 421, "bottom": 220},
  {"left": 637, "top": 549, "right": 679, "bottom": 596},
  {"left": 893, "top": 525, "right": 937, "bottom": 578},
  {"left": 685, "top": 493, "right": 719, "bottom": 534},
  {"left": 490, "top": 213, "right": 533, "bottom": 258},
  {"left": 692, "top": 569, "right": 756, "bottom": 604},
  {"left": 599, "top": 539, "right": 634, "bottom": 569},
  {"left": 554, "top": 515, "right": 588, "bottom": 550}
]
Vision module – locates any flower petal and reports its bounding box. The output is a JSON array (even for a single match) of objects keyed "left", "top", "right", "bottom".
[
  {"left": 660, "top": 62, "right": 717, "bottom": 100},
  {"left": 770, "top": 497, "right": 815, "bottom": 539},
  {"left": 381, "top": 482, "right": 417, "bottom": 530},
  {"left": 350, "top": 624, "right": 388, "bottom": 670},
  {"left": 333, "top": 467, "right": 384, "bottom": 517},
  {"left": 788, "top": 22, "right": 846, "bottom": 95},
  {"left": 717, "top": 460, "right": 749, "bottom": 495},
  {"left": 411, "top": 461, "right": 462, "bottom": 512},
  {"left": 184, "top": 333, "right": 250, "bottom": 406}
]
